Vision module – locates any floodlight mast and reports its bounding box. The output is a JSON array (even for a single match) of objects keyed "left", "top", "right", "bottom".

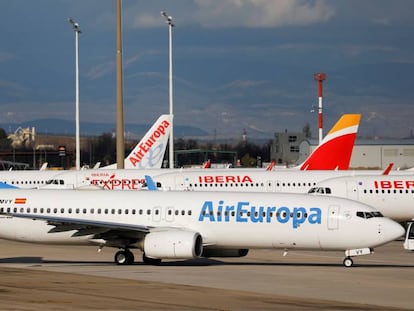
[
  {"left": 68, "top": 17, "right": 81, "bottom": 170},
  {"left": 161, "top": 10, "right": 174, "bottom": 169}
]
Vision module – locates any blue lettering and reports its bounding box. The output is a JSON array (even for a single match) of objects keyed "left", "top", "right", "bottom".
[
  {"left": 198, "top": 201, "right": 215, "bottom": 222},
  {"left": 250, "top": 206, "right": 264, "bottom": 223},
  {"left": 266, "top": 207, "right": 276, "bottom": 223},
  {"left": 236, "top": 202, "right": 249, "bottom": 223},
  {"left": 308, "top": 207, "right": 322, "bottom": 224},
  {"left": 292, "top": 207, "right": 307, "bottom": 228},
  {"left": 217, "top": 200, "right": 223, "bottom": 222},
  {"left": 224, "top": 205, "right": 234, "bottom": 222},
  {"left": 277, "top": 207, "right": 290, "bottom": 224},
  {"left": 198, "top": 200, "right": 322, "bottom": 228}
]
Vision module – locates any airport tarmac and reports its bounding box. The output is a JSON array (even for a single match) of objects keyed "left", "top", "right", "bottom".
[{"left": 0, "top": 239, "right": 413, "bottom": 310}]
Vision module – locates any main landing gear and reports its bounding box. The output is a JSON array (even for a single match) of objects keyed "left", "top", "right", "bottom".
[
  {"left": 113, "top": 250, "right": 162, "bottom": 265},
  {"left": 114, "top": 249, "right": 135, "bottom": 265}
]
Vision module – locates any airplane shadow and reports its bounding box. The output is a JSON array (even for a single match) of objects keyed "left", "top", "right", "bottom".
[{"left": 0, "top": 256, "right": 414, "bottom": 269}]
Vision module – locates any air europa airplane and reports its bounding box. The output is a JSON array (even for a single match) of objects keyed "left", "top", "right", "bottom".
[
  {"left": 0, "top": 115, "right": 173, "bottom": 188},
  {"left": 0, "top": 189, "right": 403, "bottom": 267},
  {"left": 32, "top": 114, "right": 362, "bottom": 190}
]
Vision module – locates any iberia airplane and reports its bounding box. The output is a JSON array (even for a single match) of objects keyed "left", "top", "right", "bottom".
[
  {"left": 0, "top": 115, "right": 173, "bottom": 188},
  {"left": 19, "top": 114, "right": 362, "bottom": 190},
  {"left": 0, "top": 189, "right": 404, "bottom": 267}
]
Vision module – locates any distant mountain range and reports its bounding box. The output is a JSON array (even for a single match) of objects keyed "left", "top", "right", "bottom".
[{"left": 3, "top": 119, "right": 209, "bottom": 138}]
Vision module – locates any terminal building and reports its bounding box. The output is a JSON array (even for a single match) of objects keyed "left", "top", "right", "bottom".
[{"left": 271, "top": 131, "right": 414, "bottom": 170}]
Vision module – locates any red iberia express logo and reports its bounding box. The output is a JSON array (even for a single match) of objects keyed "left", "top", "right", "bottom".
[{"left": 14, "top": 198, "right": 27, "bottom": 204}]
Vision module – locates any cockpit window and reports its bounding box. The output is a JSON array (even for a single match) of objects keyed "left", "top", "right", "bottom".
[
  {"left": 45, "top": 179, "right": 64, "bottom": 185},
  {"left": 308, "top": 187, "right": 331, "bottom": 194},
  {"left": 356, "top": 211, "right": 384, "bottom": 219}
]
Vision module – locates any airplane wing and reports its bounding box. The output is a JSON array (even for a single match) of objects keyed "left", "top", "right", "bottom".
[{"left": 1, "top": 212, "right": 151, "bottom": 246}]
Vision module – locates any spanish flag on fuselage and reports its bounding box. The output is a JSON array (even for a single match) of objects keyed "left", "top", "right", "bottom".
[{"left": 14, "top": 198, "right": 26, "bottom": 204}]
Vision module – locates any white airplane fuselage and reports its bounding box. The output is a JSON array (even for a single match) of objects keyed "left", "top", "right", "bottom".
[{"left": 0, "top": 190, "right": 403, "bottom": 254}]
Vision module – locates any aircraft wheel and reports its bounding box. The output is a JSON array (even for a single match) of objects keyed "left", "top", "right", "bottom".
[
  {"left": 343, "top": 257, "right": 354, "bottom": 267},
  {"left": 115, "top": 250, "right": 135, "bottom": 265},
  {"left": 125, "top": 250, "right": 135, "bottom": 265},
  {"left": 143, "top": 253, "right": 162, "bottom": 265}
]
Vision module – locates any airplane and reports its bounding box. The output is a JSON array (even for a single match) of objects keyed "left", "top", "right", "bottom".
[
  {"left": 0, "top": 188, "right": 404, "bottom": 267},
  {"left": 144, "top": 163, "right": 410, "bottom": 193},
  {"left": 0, "top": 114, "right": 173, "bottom": 188},
  {"left": 31, "top": 114, "right": 362, "bottom": 190},
  {"left": 307, "top": 175, "right": 414, "bottom": 251}
]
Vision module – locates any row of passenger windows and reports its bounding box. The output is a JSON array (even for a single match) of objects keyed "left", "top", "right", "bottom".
[
  {"left": 0, "top": 207, "right": 191, "bottom": 216},
  {"left": 363, "top": 189, "right": 414, "bottom": 194},
  {"left": 189, "top": 183, "right": 265, "bottom": 188},
  {"left": 4, "top": 180, "right": 47, "bottom": 185},
  {"left": 186, "top": 182, "right": 317, "bottom": 188}
]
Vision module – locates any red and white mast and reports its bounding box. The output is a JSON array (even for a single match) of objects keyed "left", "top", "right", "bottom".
[{"left": 314, "top": 72, "right": 326, "bottom": 145}]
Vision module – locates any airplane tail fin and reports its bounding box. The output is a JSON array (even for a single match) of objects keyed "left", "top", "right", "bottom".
[
  {"left": 265, "top": 160, "right": 276, "bottom": 171},
  {"left": 102, "top": 114, "right": 173, "bottom": 169},
  {"left": 299, "top": 114, "right": 361, "bottom": 170}
]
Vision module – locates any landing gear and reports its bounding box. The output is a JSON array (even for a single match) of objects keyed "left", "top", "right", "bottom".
[
  {"left": 114, "top": 250, "right": 135, "bottom": 265},
  {"left": 143, "top": 253, "right": 162, "bottom": 265},
  {"left": 343, "top": 247, "right": 373, "bottom": 267},
  {"left": 343, "top": 257, "right": 354, "bottom": 268}
]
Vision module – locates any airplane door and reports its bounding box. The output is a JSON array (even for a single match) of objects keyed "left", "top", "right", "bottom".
[
  {"left": 346, "top": 181, "right": 359, "bottom": 200},
  {"left": 404, "top": 222, "right": 414, "bottom": 251},
  {"left": 327, "top": 205, "right": 340, "bottom": 230},
  {"left": 174, "top": 175, "right": 187, "bottom": 190},
  {"left": 152, "top": 206, "right": 162, "bottom": 222},
  {"left": 165, "top": 206, "right": 174, "bottom": 222}
]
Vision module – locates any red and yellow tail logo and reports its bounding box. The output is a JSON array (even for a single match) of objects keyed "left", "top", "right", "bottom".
[
  {"left": 14, "top": 198, "right": 27, "bottom": 204},
  {"left": 300, "top": 114, "right": 361, "bottom": 170}
]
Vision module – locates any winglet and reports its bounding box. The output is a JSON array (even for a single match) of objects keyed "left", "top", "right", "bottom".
[
  {"left": 299, "top": 114, "right": 361, "bottom": 170},
  {"left": 144, "top": 175, "right": 158, "bottom": 191},
  {"left": 266, "top": 160, "right": 276, "bottom": 171}
]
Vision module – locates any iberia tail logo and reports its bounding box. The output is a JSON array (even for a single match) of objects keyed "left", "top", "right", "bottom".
[{"left": 300, "top": 114, "right": 361, "bottom": 170}]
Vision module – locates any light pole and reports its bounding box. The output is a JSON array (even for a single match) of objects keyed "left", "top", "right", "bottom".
[
  {"left": 68, "top": 18, "right": 81, "bottom": 170},
  {"left": 161, "top": 10, "right": 174, "bottom": 169}
]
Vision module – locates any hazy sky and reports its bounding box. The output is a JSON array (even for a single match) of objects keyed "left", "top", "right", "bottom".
[{"left": 1, "top": 0, "right": 414, "bottom": 139}]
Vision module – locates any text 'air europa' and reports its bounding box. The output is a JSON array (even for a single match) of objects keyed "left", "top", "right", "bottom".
[
  {"left": 198, "top": 200, "right": 322, "bottom": 229},
  {"left": 129, "top": 120, "right": 171, "bottom": 167}
]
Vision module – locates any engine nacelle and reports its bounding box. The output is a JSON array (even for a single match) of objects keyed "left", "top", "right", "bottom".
[
  {"left": 202, "top": 248, "right": 249, "bottom": 258},
  {"left": 143, "top": 230, "right": 203, "bottom": 259}
]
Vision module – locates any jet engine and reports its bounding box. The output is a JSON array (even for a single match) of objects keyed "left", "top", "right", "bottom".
[{"left": 143, "top": 230, "right": 203, "bottom": 259}]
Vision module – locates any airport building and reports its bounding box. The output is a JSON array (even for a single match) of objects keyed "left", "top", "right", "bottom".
[{"left": 271, "top": 131, "right": 414, "bottom": 170}]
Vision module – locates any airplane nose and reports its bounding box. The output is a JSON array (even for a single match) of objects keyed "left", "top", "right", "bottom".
[{"left": 386, "top": 219, "right": 405, "bottom": 241}]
